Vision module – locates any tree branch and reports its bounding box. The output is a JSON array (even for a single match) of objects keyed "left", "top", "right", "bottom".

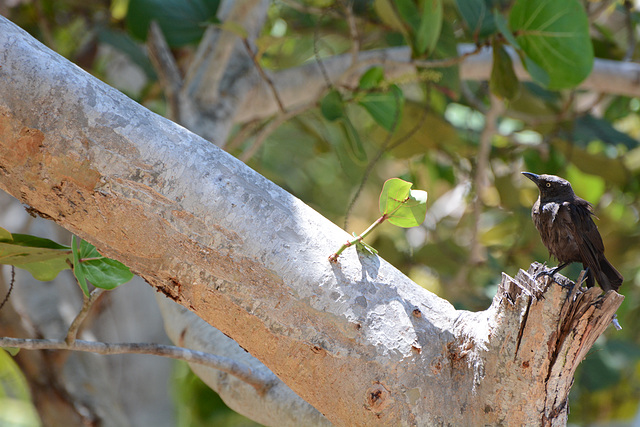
[
  {"left": 234, "top": 44, "right": 640, "bottom": 124},
  {"left": 0, "top": 337, "right": 275, "bottom": 393},
  {"left": 0, "top": 16, "right": 625, "bottom": 425}
]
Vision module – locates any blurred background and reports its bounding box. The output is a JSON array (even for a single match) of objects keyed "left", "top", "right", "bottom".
[{"left": 1, "top": 0, "right": 639, "bottom": 425}]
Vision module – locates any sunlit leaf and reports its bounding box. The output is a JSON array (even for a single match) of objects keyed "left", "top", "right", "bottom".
[{"left": 379, "top": 178, "right": 428, "bottom": 228}]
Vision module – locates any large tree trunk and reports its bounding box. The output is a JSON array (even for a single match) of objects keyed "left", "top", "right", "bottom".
[{"left": 0, "top": 16, "right": 623, "bottom": 426}]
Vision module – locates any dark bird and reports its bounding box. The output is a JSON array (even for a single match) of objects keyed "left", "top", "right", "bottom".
[{"left": 522, "top": 172, "right": 623, "bottom": 292}]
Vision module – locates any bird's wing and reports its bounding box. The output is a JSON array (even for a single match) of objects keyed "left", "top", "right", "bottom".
[{"left": 564, "top": 200, "right": 604, "bottom": 266}]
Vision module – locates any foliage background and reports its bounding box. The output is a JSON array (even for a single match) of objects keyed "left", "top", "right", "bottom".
[{"left": 1, "top": 0, "right": 640, "bottom": 425}]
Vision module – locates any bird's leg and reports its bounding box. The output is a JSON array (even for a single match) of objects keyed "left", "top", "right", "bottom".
[{"left": 535, "top": 262, "right": 570, "bottom": 281}]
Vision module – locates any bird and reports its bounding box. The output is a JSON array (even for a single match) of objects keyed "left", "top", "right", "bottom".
[{"left": 522, "top": 172, "right": 623, "bottom": 292}]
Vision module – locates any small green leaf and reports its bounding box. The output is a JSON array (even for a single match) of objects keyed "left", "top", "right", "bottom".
[
  {"left": 73, "top": 239, "right": 133, "bottom": 293},
  {"left": 389, "top": 189, "right": 428, "bottom": 227},
  {"left": 415, "top": 0, "right": 443, "bottom": 55},
  {"left": 320, "top": 90, "right": 344, "bottom": 122},
  {"left": 72, "top": 236, "right": 89, "bottom": 297},
  {"left": 359, "top": 85, "right": 404, "bottom": 132},
  {"left": 380, "top": 178, "right": 413, "bottom": 216},
  {"left": 359, "top": 66, "right": 384, "bottom": 90},
  {"left": 379, "top": 178, "right": 428, "bottom": 228},
  {"left": 490, "top": 41, "right": 520, "bottom": 100},
  {"left": 509, "top": 0, "right": 593, "bottom": 89}
]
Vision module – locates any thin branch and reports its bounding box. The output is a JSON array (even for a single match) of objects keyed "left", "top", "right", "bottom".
[
  {"left": 224, "top": 119, "right": 263, "bottom": 151},
  {"left": 623, "top": 0, "right": 636, "bottom": 62},
  {"left": 470, "top": 94, "right": 504, "bottom": 264},
  {"left": 412, "top": 44, "right": 485, "bottom": 69},
  {"left": 0, "top": 266, "right": 14, "bottom": 312},
  {"left": 278, "top": 0, "right": 342, "bottom": 18},
  {"left": 242, "top": 38, "right": 286, "bottom": 113},
  {"left": 0, "top": 337, "right": 275, "bottom": 394},
  {"left": 147, "top": 21, "right": 183, "bottom": 122},
  {"left": 344, "top": 1, "right": 360, "bottom": 66},
  {"left": 313, "top": 7, "right": 334, "bottom": 89},
  {"left": 65, "top": 288, "right": 105, "bottom": 345}
]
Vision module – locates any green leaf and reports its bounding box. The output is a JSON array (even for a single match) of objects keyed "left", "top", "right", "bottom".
[
  {"left": 415, "top": 0, "right": 443, "bottom": 55},
  {"left": 455, "top": 0, "right": 497, "bottom": 38},
  {"left": 72, "top": 236, "right": 89, "bottom": 297},
  {"left": 126, "top": 0, "right": 221, "bottom": 47},
  {"left": 359, "top": 67, "right": 384, "bottom": 90},
  {"left": 490, "top": 42, "right": 520, "bottom": 100},
  {"left": 338, "top": 118, "right": 368, "bottom": 165},
  {"left": 379, "top": 178, "right": 428, "bottom": 228},
  {"left": 320, "top": 90, "right": 344, "bottom": 122},
  {"left": 73, "top": 239, "right": 133, "bottom": 294},
  {"left": 0, "top": 228, "right": 11, "bottom": 241},
  {"left": 394, "top": 0, "right": 421, "bottom": 34},
  {"left": 359, "top": 85, "right": 404, "bottom": 132},
  {"left": 373, "top": 0, "right": 412, "bottom": 41},
  {"left": 0, "top": 233, "right": 71, "bottom": 281},
  {"left": 494, "top": 10, "right": 520, "bottom": 49},
  {"left": 509, "top": 0, "right": 594, "bottom": 89}
]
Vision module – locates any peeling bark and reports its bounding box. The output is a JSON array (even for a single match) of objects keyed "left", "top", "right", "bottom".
[{"left": 0, "top": 16, "right": 624, "bottom": 426}]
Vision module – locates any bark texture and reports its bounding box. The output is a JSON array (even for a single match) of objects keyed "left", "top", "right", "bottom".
[{"left": 0, "top": 16, "right": 623, "bottom": 425}]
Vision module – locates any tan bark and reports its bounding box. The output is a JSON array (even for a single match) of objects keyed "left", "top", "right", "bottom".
[{"left": 0, "top": 16, "right": 623, "bottom": 426}]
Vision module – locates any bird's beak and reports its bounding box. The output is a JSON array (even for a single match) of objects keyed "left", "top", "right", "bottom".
[{"left": 521, "top": 172, "right": 540, "bottom": 184}]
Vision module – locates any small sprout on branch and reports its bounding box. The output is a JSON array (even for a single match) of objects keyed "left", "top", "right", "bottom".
[{"left": 329, "top": 178, "right": 427, "bottom": 263}]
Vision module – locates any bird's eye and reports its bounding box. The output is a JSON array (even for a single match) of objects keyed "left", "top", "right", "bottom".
[{"left": 546, "top": 183, "right": 551, "bottom": 187}]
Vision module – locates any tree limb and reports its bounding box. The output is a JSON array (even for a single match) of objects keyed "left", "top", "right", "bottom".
[{"left": 0, "top": 16, "right": 624, "bottom": 425}]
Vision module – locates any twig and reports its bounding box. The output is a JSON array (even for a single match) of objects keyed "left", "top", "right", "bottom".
[
  {"left": 344, "top": 1, "right": 360, "bottom": 65},
  {"left": 147, "top": 21, "right": 183, "bottom": 122},
  {"left": 0, "top": 266, "right": 14, "bottom": 312},
  {"left": 65, "top": 288, "right": 105, "bottom": 345},
  {"left": 623, "top": 0, "right": 636, "bottom": 62},
  {"left": 412, "top": 44, "right": 485, "bottom": 69},
  {"left": 0, "top": 337, "right": 275, "bottom": 394},
  {"left": 469, "top": 94, "right": 504, "bottom": 264},
  {"left": 242, "top": 38, "right": 286, "bottom": 113},
  {"left": 224, "top": 119, "right": 263, "bottom": 151},
  {"left": 278, "top": 0, "right": 342, "bottom": 18},
  {"left": 313, "top": 7, "right": 334, "bottom": 88}
]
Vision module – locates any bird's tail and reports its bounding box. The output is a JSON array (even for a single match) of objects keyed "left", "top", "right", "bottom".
[{"left": 595, "top": 255, "right": 624, "bottom": 292}]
